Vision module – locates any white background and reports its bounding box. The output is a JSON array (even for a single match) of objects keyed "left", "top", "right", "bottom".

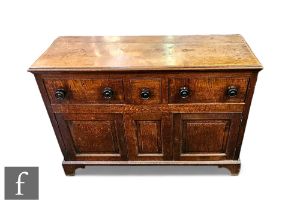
[{"left": 0, "top": 0, "right": 299, "bottom": 209}]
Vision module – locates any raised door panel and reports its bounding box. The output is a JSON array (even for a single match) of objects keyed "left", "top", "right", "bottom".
[
  {"left": 70, "top": 120, "right": 119, "bottom": 153},
  {"left": 136, "top": 120, "right": 162, "bottom": 154},
  {"left": 182, "top": 120, "right": 229, "bottom": 153},
  {"left": 125, "top": 113, "right": 172, "bottom": 160},
  {"left": 173, "top": 113, "right": 241, "bottom": 161},
  {"left": 56, "top": 113, "right": 127, "bottom": 161}
]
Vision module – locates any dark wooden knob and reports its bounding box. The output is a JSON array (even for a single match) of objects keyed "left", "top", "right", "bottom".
[
  {"left": 140, "top": 88, "right": 151, "bottom": 99},
  {"left": 55, "top": 89, "right": 66, "bottom": 100},
  {"left": 227, "top": 86, "right": 238, "bottom": 97},
  {"left": 179, "top": 87, "right": 189, "bottom": 98},
  {"left": 102, "top": 87, "right": 114, "bottom": 99}
]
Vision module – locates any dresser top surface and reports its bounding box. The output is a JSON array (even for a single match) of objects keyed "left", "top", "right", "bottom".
[{"left": 29, "top": 35, "right": 262, "bottom": 72}]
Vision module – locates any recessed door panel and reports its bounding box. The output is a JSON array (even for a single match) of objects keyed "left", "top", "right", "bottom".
[
  {"left": 56, "top": 113, "right": 127, "bottom": 161},
  {"left": 125, "top": 113, "right": 172, "bottom": 160},
  {"left": 173, "top": 113, "right": 242, "bottom": 161}
]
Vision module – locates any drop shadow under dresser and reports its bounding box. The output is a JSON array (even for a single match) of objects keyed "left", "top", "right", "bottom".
[{"left": 29, "top": 35, "right": 263, "bottom": 175}]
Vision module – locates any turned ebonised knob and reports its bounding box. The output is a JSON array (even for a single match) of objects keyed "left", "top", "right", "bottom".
[
  {"left": 55, "top": 89, "right": 66, "bottom": 100},
  {"left": 102, "top": 87, "right": 114, "bottom": 99},
  {"left": 227, "top": 86, "right": 238, "bottom": 97},
  {"left": 179, "top": 87, "right": 189, "bottom": 98},
  {"left": 140, "top": 88, "right": 151, "bottom": 99}
]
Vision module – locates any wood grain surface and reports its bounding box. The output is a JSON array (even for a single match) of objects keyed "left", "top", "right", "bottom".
[{"left": 29, "top": 35, "right": 262, "bottom": 71}]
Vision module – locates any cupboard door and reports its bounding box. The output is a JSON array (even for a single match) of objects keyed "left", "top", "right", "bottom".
[
  {"left": 124, "top": 113, "right": 172, "bottom": 160},
  {"left": 56, "top": 113, "right": 128, "bottom": 161},
  {"left": 173, "top": 113, "right": 241, "bottom": 161}
]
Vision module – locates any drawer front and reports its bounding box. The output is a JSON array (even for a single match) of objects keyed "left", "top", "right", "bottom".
[
  {"left": 169, "top": 77, "right": 249, "bottom": 103},
  {"left": 44, "top": 79, "right": 124, "bottom": 104},
  {"left": 125, "top": 79, "right": 162, "bottom": 104}
]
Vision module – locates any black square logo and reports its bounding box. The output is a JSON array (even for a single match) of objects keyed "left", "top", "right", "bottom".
[{"left": 4, "top": 167, "right": 39, "bottom": 200}]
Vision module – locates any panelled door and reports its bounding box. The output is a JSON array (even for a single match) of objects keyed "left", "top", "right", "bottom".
[
  {"left": 56, "top": 113, "right": 128, "bottom": 161},
  {"left": 173, "top": 113, "right": 242, "bottom": 161},
  {"left": 124, "top": 113, "right": 172, "bottom": 160}
]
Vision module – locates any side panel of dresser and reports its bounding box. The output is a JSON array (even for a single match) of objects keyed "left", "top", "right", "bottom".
[
  {"left": 233, "top": 71, "right": 258, "bottom": 159},
  {"left": 34, "top": 74, "right": 68, "bottom": 159}
]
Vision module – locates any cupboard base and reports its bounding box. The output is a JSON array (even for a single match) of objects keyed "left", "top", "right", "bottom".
[{"left": 62, "top": 160, "right": 241, "bottom": 176}]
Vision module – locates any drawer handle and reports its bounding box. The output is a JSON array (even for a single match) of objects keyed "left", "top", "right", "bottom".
[
  {"left": 227, "top": 86, "right": 238, "bottom": 97},
  {"left": 179, "top": 87, "right": 189, "bottom": 98},
  {"left": 55, "top": 89, "right": 66, "bottom": 100},
  {"left": 102, "top": 87, "right": 114, "bottom": 99},
  {"left": 140, "top": 88, "right": 151, "bottom": 100}
]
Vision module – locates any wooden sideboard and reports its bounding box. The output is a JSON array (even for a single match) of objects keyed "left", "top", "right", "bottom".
[{"left": 29, "top": 35, "right": 262, "bottom": 175}]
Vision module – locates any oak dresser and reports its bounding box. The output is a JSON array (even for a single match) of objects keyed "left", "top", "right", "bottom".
[{"left": 29, "top": 35, "right": 262, "bottom": 175}]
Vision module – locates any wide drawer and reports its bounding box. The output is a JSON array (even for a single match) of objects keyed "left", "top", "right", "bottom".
[
  {"left": 44, "top": 79, "right": 124, "bottom": 104},
  {"left": 168, "top": 77, "right": 249, "bottom": 103}
]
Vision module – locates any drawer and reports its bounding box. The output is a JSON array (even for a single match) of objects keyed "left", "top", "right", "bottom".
[
  {"left": 125, "top": 78, "right": 162, "bottom": 104},
  {"left": 44, "top": 79, "right": 124, "bottom": 104},
  {"left": 169, "top": 77, "right": 249, "bottom": 103}
]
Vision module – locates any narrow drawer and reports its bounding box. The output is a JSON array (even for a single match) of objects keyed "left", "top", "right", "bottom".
[
  {"left": 169, "top": 77, "right": 249, "bottom": 103},
  {"left": 125, "top": 78, "right": 162, "bottom": 104},
  {"left": 44, "top": 79, "right": 124, "bottom": 104}
]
